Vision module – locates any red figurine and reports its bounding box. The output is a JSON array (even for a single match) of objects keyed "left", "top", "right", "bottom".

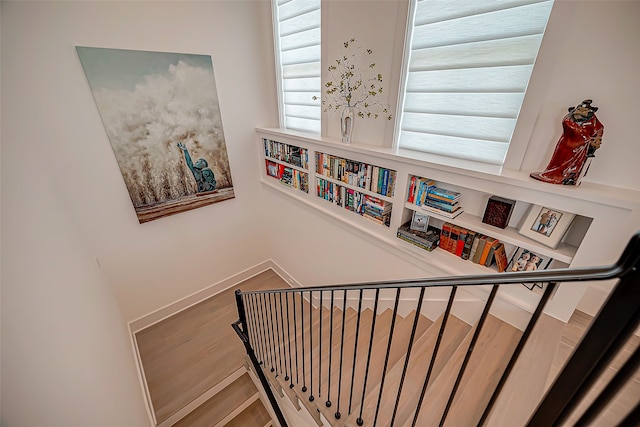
[{"left": 531, "top": 99, "right": 603, "bottom": 185}]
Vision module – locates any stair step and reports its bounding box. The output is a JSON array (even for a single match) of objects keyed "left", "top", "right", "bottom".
[
  {"left": 224, "top": 398, "right": 272, "bottom": 427},
  {"left": 172, "top": 372, "right": 258, "bottom": 427},
  {"left": 349, "top": 313, "right": 468, "bottom": 427},
  {"left": 409, "top": 314, "right": 521, "bottom": 427}
]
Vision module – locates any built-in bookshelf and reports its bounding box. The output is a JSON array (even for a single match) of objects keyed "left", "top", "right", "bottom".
[
  {"left": 315, "top": 152, "right": 396, "bottom": 227},
  {"left": 262, "top": 138, "right": 309, "bottom": 193},
  {"left": 400, "top": 174, "right": 591, "bottom": 274}
]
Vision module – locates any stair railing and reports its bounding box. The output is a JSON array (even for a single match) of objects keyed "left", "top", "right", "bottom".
[{"left": 232, "top": 233, "right": 640, "bottom": 427}]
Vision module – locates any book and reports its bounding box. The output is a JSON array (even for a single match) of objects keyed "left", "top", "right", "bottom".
[
  {"left": 456, "top": 227, "right": 468, "bottom": 257},
  {"left": 472, "top": 235, "right": 488, "bottom": 264},
  {"left": 461, "top": 230, "right": 478, "bottom": 260},
  {"left": 494, "top": 243, "right": 508, "bottom": 272},
  {"left": 448, "top": 226, "right": 461, "bottom": 254},
  {"left": 479, "top": 237, "right": 499, "bottom": 265},
  {"left": 427, "top": 186, "right": 461, "bottom": 201},
  {"left": 469, "top": 234, "right": 484, "bottom": 261},
  {"left": 482, "top": 196, "right": 516, "bottom": 229},
  {"left": 485, "top": 243, "right": 499, "bottom": 267},
  {"left": 407, "top": 176, "right": 417, "bottom": 203},
  {"left": 440, "top": 222, "right": 453, "bottom": 250},
  {"left": 421, "top": 205, "right": 464, "bottom": 219}
]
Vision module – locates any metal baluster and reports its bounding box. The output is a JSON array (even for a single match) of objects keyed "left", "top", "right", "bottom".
[
  {"left": 326, "top": 290, "right": 335, "bottom": 408},
  {"left": 245, "top": 294, "right": 259, "bottom": 362},
  {"left": 348, "top": 289, "right": 365, "bottom": 414},
  {"left": 318, "top": 290, "right": 323, "bottom": 399},
  {"left": 412, "top": 286, "right": 457, "bottom": 427},
  {"left": 335, "top": 289, "right": 348, "bottom": 419},
  {"left": 279, "top": 292, "right": 289, "bottom": 381},
  {"left": 478, "top": 282, "right": 557, "bottom": 426},
  {"left": 390, "top": 287, "right": 426, "bottom": 427},
  {"left": 293, "top": 292, "right": 300, "bottom": 386},
  {"left": 255, "top": 294, "right": 268, "bottom": 366},
  {"left": 285, "top": 292, "right": 294, "bottom": 388},
  {"left": 356, "top": 288, "right": 380, "bottom": 426},
  {"left": 373, "top": 288, "right": 401, "bottom": 426},
  {"left": 301, "top": 291, "right": 307, "bottom": 392},
  {"left": 268, "top": 294, "right": 278, "bottom": 377},
  {"left": 309, "top": 290, "right": 314, "bottom": 401},
  {"left": 439, "top": 285, "right": 500, "bottom": 427},
  {"left": 272, "top": 293, "right": 282, "bottom": 376},
  {"left": 260, "top": 293, "right": 275, "bottom": 373}
]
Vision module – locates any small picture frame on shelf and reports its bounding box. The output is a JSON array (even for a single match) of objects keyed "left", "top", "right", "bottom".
[
  {"left": 266, "top": 160, "right": 279, "bottom": 178},
  {"left": 506, "top": 247, "right": 554, "bottom": 294},
  {"left": 518, "top": 205, "right": 575, "bottom": 248},
  {"left": 410, "top": 211, "right": 429, "bottom": 232},
  {"left": 482, "top": 196, "right": 516, "bottom": 229}
]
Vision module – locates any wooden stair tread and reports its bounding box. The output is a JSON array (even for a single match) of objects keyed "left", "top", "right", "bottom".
[
  {"left": 484, "top": 313, "right": 565, "bottom": 426},
  {"left": 224, "top": 398, "right": 272, "bottom": 427},
  {"left": 349, "top": 313, "right": 468, "bottom": 427},
  {"left": 172, "top": 372, "right": 257, "bottom": 427},
  {"left": 409, "top": 314, "right": 521, "bottom": 427}
]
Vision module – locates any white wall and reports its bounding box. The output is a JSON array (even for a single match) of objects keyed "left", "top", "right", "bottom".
[
  {"left": 266, "top": 0, "right": 640, "bottom": 320},
  {"left": 2, "top": 1, "right": 277, "bottom": 425}
]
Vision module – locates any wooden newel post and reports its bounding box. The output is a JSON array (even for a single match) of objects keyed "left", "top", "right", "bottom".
[{"left": 235, "top": 289, "right": 248, "bottom": 337}]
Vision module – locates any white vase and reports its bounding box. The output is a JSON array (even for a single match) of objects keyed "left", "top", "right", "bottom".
[{"left": 341, "top": 106, "right": 355, "bottom": 144}]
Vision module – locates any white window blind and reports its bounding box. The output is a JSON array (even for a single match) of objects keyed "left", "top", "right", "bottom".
[
  {"left": 398, "top": 0, "right": 554, "bottom": 165},
  {"left": 273, "top": 0, "right": 321, "bottom": 133}
]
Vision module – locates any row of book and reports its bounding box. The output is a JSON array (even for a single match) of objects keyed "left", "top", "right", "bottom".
[
  {"left": 266, "top": 160, "right": 309, "bottom": 193},
  {"left": 316, "top": 152, "right": 396, "bottom": 198},
  {"left": 317, "top": 178, "right": 391, "bottom": 227},
  {"left": 440, "top": 223, "right": 509, "bottom": 272},
  {"left": 263, "top": 139, "right": 309, "bottom": 169},
  {"left": 407, "top": 176, "right": 464, "bottom": 219}
]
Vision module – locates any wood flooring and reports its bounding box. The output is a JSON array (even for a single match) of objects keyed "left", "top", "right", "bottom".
[{"left": 134, "top": 269, "right": 287, "bottom": 424}]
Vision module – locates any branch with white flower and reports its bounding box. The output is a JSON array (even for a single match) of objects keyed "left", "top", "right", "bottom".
[{"left": 313, "top": 38, "right": 392, "bottom": 120}]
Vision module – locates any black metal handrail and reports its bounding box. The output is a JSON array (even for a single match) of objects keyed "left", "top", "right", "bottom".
[{"left": 232, "top": 233, "right": 640, "bottom": 427}]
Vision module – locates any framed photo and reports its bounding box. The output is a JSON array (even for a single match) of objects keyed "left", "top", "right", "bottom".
[
  {"left": 518, "top": 205, "right": 575, "bottom": 248},
  {"left": 266, "top": 160, "right": 279, "bottom": 178},
  {"left": 506, "top": 247, "right": 554, "bottom": 293},
  {"left": 410, "top": 211, "right": 429, "bottom": 232}
]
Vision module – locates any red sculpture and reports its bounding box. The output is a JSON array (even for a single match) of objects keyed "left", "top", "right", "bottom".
[{"left": 531, "top": 99, "right": 604, "bottom": 185}]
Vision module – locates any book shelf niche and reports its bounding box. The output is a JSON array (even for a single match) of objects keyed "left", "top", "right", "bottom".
[
  {"left": 263, "top": 138, "right": 309, "bottom": 193},
  {"left": 399, "top": 174, "right": 591, "bottom": 274},
  {"left": 315, "top": 152, "right": 396, "bottom": 227}
]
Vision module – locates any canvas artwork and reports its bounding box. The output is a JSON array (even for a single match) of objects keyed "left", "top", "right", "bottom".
[{"left": 77, "top": 47, "right": 234, "bottom": 223}]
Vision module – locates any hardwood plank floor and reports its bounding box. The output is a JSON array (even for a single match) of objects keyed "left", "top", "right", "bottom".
[{"left": 135, "top": 269, "right": 288, "bottom": 424}]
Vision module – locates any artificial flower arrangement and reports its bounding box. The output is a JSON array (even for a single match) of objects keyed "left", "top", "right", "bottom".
[{"left": 313, "top": 38, "right": 392, "bottom": 120}]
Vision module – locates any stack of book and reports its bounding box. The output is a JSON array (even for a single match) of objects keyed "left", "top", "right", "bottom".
[
  {"left": 397, "top": 222, "right": 440, "bottom": 252},
  {"left": 439, "top": 222, "right": 508, "bottom": 272},
  {"left": 363, "top": 195, "right": 391, "bottom": 226},
  {"left": 421, "top": 186, "right": 463, "bottom": 219}
]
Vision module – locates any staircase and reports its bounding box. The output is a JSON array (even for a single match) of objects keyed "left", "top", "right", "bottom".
[{"left": 234, "top": 233, "right": 640, "bottom": 427}]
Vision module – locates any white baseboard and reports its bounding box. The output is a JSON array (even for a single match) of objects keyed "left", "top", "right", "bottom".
[{"left": 129, "top": 260, "right": 276, "bottom": 333}]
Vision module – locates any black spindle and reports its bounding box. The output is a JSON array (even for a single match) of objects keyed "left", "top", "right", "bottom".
[
  {"left": 412, "top": 286, "right": 457, "bottom": 427},
  {"left": 335, "top": 289, "right": 348, "bottom": 420},
  {"left": 301, "top": 291, "right": 307, "bottom": 392},
  {"left": 439, "top": 285, "right": 500, "bottom": 427},
  {"left": 293, "top": 292, "right": 300, "bottom": 386},
  {"left": 373, "top": 288, "right": 401, "bottom": 426},
  {"left": 309, "top": 290, "right": 314, "bottom": 401},
  {"left": 326, "top": 290, "right": 335, "bottom": 408},
  {"left": 279, "top": 293, "right": 289, "bottom": 381},
  {"left": 348, "top": 289, "right": 365, "bottom": 414},
  {"left": 268, "top": 293, "right": 279, "bottom": 374},
  {"left": 318, "top": 290, "right": 323, "bottom": 398},
  {"left": 285, "top": 292, "right": 294, "bottom": 388},
  {"left": 356, "top": 288, "right": 380, "bottom": 426},
  {"left": 390, "top": 287, "right": 426, "bottom": 427}
]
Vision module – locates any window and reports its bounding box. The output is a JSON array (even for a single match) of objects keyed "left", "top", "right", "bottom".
[
  {"left": 397, "top": 0, "right": 554, "bottom": 165},
  {"left": 273, "top": 0, "right": 321, "bottom": 133}
]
